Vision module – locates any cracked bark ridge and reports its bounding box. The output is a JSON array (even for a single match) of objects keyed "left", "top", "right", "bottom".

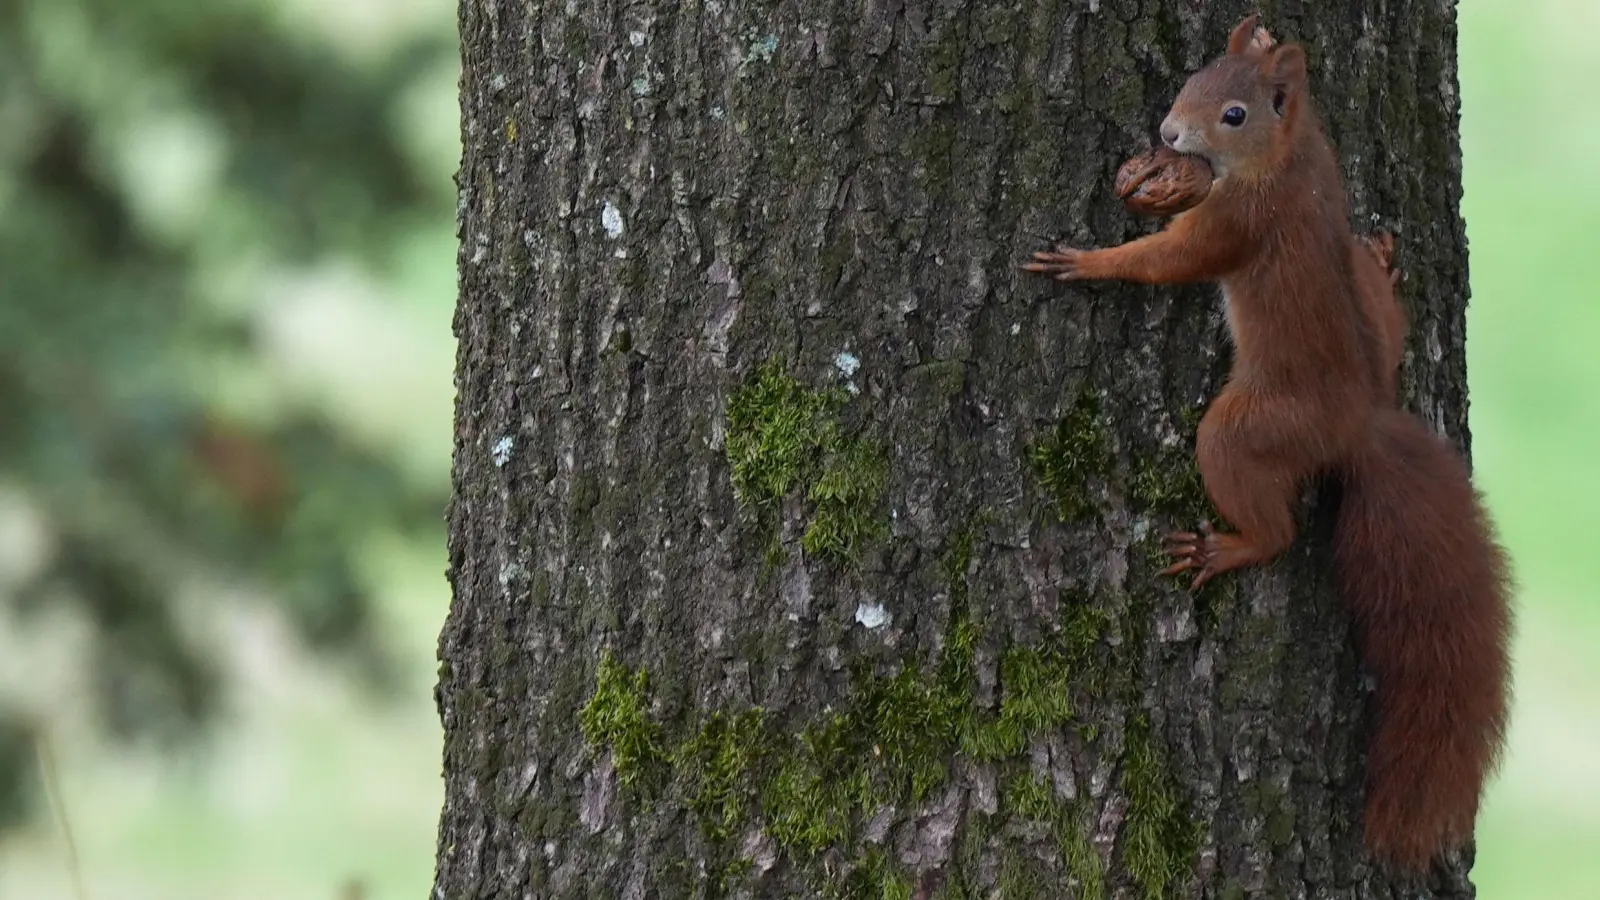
[{"left": 438, "top": 1, "right": 1478, "bottom": 898}]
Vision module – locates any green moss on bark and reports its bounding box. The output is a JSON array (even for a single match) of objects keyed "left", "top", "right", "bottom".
[
  {"left": 1028, "top": 389, "right": 1113, "bottom": 522},
  {"left": 725, "top": 360, "right": 889, "bottom": 562},
  {"left": 1120, "top": 717, "right": 1202, "bottom": 900},
  {"left": 725, "top": 360, "right": 841, "bottom": 507},
  {"left": 804, "top": 438, "right": 891, "bottom": 560},
  {"left": 960, "top": 645, "right": 1075, "bottom": 761},
  {"left": 579, "top": 612, "right": 1099, "bottom": 884},
  {"left": 578, "top": 574, "right": 1191, "bottom": 897},
  {"left": 676, "top": 708, "right": 773, "bottom": 841},
  {"left": 830, "top": 848, "right": 914, "bottom": 900},
  {"left": 1128, "top": 448, "right": 1210, "bottom": 524},
  {"left": 1004, "top": 773, "right": 1105, "bottom": 900},
  {"left": 997, "top": 847, "right": 1050, "bottom": 899},
  {"left": 579, "top": 651, "right": 664, "bottom": 792},
  {"left": 750, "top": 708, "right": 881, "bottom": 852}
]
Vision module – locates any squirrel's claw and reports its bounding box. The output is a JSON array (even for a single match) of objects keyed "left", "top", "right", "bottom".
[
  {"left": 1162, "top": 521, "right": 1218, "bottom": 592},
  {"left": 1160, "top": 557, "right": 1197, "bottom": 576},
  {"left": 1358, "top": 230, "right": 1405, "bottom": 287}
]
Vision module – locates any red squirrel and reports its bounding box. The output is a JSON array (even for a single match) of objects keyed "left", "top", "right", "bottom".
[{"left": 1022, "top": 15, "right": 1511, "bottom": 873}]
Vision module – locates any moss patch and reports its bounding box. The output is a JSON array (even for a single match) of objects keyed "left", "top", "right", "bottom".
[
  {"left": 725, "top": 360, "right": 890, "bottom": 563},
  {"left": 579, "top": 651, "right": 664, "bottom": 792},
  {"left": 1128, "top": 445, "right": 1211, "bottom": 524},
  {"left": 804, "top": 438, "right": 891, "bottom": 559},
  {"left": 1055, "top": 589, "right": 1116, "bottom": 739},
  {"left": 676, "top": 708, "right": 773, "bottom": 841},
  {"left": 1129, "top": 403, "right": 1213, "bottom": 525},
  {"left": 578, "top": 539, "right": 1197, "bottom": 896},
  {"left": 763, "top": 712, "right": 865, "bottom": 853},
  {"left": 580, "top": 610, "right": 1098, "bottom": 881},
  {"left": 997, "top": 847, "right": 1050, "bottom": 899},
  {"left": 1120, "top": 717, "right": 1201, "bottom": 900},
  {"left": 960, "top": 645, "right": 1075, "bottom": 761},
  {"left": 1059, "top": 590, "right": 1113, "bottom": 665},
  {"left": 717, "top": 856, "right": 755, "bottom": 893},
  {"left": 943, "top": 526, "right": 977, "bottom": 605},
  {"left": 830, "top": 848, "right": 915, "bottom": 900},
  {"left": 1028, "top": 389, "right": 1113, "bottom": 522},
  {"left": 1004, "top": 773, "right": 1105, "bottom": 900},
  {"left": 725, "top": 361, "right": 841, "bottom": 507},
  {"left": 1003, "top": 772, "right": 1055, "bottom": 822},
  {"left": 865, "top": 666, "right": 961, "bottom": 803}
]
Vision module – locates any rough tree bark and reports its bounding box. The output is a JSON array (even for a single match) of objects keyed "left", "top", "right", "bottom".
[{"left": 437, "top": 1, "right": 1477, "bottom": 898}]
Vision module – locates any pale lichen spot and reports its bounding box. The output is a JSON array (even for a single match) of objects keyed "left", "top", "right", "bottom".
[
  {"left": 854, "top": 600, "right": 890, "bottom": 629},
  {"left": 492, "top": 435, "right": 515, "bottom": 466},
  {"left": 834, "top": 351, "right": 860, "bottom": 377},
  {"left": 628, "top": 31, "right": 646, "bottom": 47},
  {"left": 602, "top": 200, "right": 625, "bottom": 238},
  {"left": 747, "top": 33, "right": 779, "bottom": 64},
  {"left": 497, "top": 561, "right": 526, "bottom": 587}
]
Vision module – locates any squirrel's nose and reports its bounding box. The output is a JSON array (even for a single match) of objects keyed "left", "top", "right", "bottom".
[{"left": 1160, "top": 122, "right": 1180, "bottom": 148}]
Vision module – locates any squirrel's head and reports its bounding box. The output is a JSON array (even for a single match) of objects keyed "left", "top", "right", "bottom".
[{"left": 1159, "top": 14, "right": 1309, "bottom": 180}]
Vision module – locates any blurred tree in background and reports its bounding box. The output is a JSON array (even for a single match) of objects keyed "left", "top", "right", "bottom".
[{"left": 0, "top": 0, "right": 458, "bottom": 829}]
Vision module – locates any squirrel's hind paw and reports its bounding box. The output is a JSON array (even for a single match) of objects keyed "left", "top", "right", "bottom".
[{"left": 1161, "top": 521, "right": 1222, "bottom": 592}]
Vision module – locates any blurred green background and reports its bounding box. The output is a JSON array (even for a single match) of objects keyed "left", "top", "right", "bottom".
[{"left": 0, "top": 1, "right": 1590, "bottom": 897}]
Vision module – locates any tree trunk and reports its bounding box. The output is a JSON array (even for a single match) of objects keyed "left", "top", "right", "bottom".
[{"left": 436, "top": 1, "right": 1476, "bottom": 898}]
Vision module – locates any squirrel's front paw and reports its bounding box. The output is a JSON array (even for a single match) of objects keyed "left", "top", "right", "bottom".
[{"left": 1021, "top": 246, "right": 1086, "bottom": 281}]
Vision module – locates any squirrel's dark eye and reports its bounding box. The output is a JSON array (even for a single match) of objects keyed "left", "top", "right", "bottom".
[{"left": 1221, "top": 106, "right": 1247, "bottom": 127}]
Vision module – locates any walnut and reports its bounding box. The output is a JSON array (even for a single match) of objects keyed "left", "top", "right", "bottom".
[{"left": 1114, "top": 147, "right": 1214, "bottom": 217}]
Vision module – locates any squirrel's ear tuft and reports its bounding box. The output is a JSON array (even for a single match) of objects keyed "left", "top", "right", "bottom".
[
  {"left": 1249, "top": 26, "right": 1277, "bottom": 54},
  {"left": 1226, "top": 14, "right": 1262, "bottom": 55}
]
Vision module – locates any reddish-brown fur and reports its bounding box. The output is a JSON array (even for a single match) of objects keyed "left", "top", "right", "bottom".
[
  {"left": 1022, "top": 15, "right": 1511, "bottom": 873},
  {"left": 1354, "top": 230, "right": 1408, "bottom": 404},
  {"left": 1338, "top": 409, "right": 1512, "bottom": 868}
]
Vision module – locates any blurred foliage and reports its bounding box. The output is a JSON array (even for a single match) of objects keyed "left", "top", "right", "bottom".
[{"left": 0, "top": 0, "right": 456, "bottom": 829}]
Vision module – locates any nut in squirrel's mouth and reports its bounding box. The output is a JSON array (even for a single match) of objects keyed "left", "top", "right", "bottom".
[{"left": 1114, "top": 147, "right": 1215, "bottom": 217}]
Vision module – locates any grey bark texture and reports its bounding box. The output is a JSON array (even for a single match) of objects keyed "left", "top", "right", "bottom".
[{"left": 437, "top": 1, "right": 1477, "bottom": 899}]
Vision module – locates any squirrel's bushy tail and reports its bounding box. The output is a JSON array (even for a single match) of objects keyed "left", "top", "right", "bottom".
[{"left": 1334, "top": 409, "right": 1512, "bottom": 871}]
